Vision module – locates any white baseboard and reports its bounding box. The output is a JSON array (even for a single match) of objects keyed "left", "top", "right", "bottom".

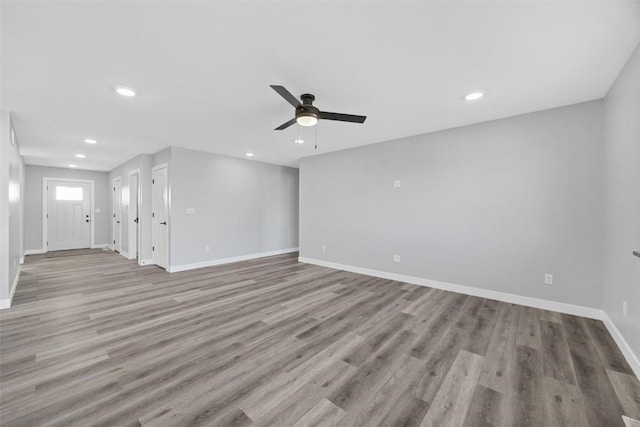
[
  {"left": 139, "top": 259, "right": 153, "bottom": 266},
  {"left": 601, "top": 312, "right": 640, "bottom": 379},
  {"left": 298, "top": 257, "right": 640, "bottom": 377},
  {"left": 20, "top": 257, "right": 24, "bottom": 265},
  {"left": 298, "top": 257, "right": 602, "bottom": 320},
  {"left": 26, "top": 244, "right": 110, "bottom": 255},
  {"left": 91, "top": 244, "right": 111, "bottom": 249},
  {"left": 120, "top": 251, "right": 130, "bottom": 259},
  {"left": 0, "top": 266, "right": 20, "bottom": 310},
  {"left": 25, "top": 248, "right": 46, "bottom": 255},
  {"left": 169, "top": 247, "right": 299, "bottom": 273}
]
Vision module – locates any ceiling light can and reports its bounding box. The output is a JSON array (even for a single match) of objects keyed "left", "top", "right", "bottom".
[
  {"left": 114, "top": 86, "right": 136, "bottom": 97},
  {"left": 464, "top": 91, "right": 484, "bottom": 101}
]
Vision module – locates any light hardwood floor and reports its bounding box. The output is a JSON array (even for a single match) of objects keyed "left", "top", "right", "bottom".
[{"left": 1, "top": 250, "right": 639, "bottom": 426}]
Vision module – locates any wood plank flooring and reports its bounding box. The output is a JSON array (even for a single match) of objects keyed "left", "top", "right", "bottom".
[{"left": 1, "top": 250, "right": 639, "bottom": 426}]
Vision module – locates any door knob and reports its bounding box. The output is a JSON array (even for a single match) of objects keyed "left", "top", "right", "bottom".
[
  {"left": 160, "top": 221, "right": 167, "bottom": 225},
  {"left": 85, "top": 219, "right": 90, "bottom": 223},
  {"left": 117, "top": 221, "right": 120, "bottom": 224}
]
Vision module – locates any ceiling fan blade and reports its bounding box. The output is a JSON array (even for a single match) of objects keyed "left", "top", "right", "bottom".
[
  {"left": 274, "top": 118, "right": 297, "bottom": 130},
  {"left": 270, "top": 85, "right": 301, "bottom": 108},
  {"left": 319, "top": 111, "right": 367, "bottom": 123}
]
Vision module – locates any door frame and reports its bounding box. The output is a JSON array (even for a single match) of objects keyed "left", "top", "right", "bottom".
[
  {"left": 128, "top": 168, "right": 141, "bottom": 262},
  {"left": 42, "top": 177, "right": 95, "bottom": 252},
  {"left": 152, "top": 163, "right": 169, "bottom": 269},
  {"left": 112, "top": 176, "right": 122, "bottom": 252}
]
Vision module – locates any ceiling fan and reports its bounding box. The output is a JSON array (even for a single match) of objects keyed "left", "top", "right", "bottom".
[{"left": 270, "top": 85, "right": 367, "bottom": 130}]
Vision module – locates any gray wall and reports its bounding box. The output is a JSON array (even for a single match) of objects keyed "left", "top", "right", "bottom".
[
  {"left": 108, "top": 154, "right": 153, "bottom": 261},
  {"left": 300, "top": 101, "right": 604, "bottom": 308},
  {"left": 169, "top": 147, "right": 299, "bottom": 267},
  {"left": 602, "top": 44, "right": 640, "bottom": 358},
  {"left": 24, "top": 165, "right": 111, "bottom": 251},
  {"left": 0, "top": 110, "right": 25, "bottom": 303}
]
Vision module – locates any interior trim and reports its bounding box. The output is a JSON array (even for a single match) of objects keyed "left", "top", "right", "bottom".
[
  {"left": 0, "top": 265, "right": 20, "bottom": 310},
  {"left": 25, "top": 248, "right": 47, "bottom": 255},
  {"left": 168, "top": 247, "right": 299, "bottom": 273},
  {"left": 298, "top": 257, "right": 602, "bottom": 318},
  {"left": 298, "top": 256, "right": 640, "bottom": 378},
  {"left": 601, "top": 312, "right": 640, "bottom": 379}
]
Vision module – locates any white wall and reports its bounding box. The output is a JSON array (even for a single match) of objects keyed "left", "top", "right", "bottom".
[
  {"left": 24, "top": 165, "right": 111, "bottom": 251},
  {"left": 168, "top": 147, "right": 299, "bottom": 269},
  {"left": 0, "top": 110, "right": 25, "bottom": 308},
  {"left": 108, "top": 154, "right": 153, "bottom": 261},
  {"left": 602, "top": 43, "right": 640, "bottom": 360},
  {"left": 300, "top": 101, "right": 604, "bottom": 309}
]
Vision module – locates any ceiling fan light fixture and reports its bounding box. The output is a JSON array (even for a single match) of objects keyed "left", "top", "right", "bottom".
[
  {"left": 270, "top": 85, "right": 366, "bottom": 130},
  {"left": 296, "top": 114, "right": 318, "bottom": 127}
]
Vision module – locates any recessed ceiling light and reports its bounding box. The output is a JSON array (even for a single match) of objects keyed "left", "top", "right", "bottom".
[
  {"left": 245, "top": 152, "right": 254, "bottom": 157},
  {"left": 75, "top": 154, "right": 86, "bottom": 158},
  {"left": 464, "top": 91, "right": 484, "bottom": 101},
  {"left": 294, "top": 139, "right": 304, "bottom": 144},
  {"left": 114, "top": 86, "right": 136, "bottom": 97},
  {"left": 84, "top": 138, "right": 97, "bottom": 144},
  {"left": 69, "top": 164, "right": 77, "bottom": 168}
]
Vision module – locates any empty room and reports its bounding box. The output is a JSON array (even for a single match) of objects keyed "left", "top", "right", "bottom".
[{"left": 1, "top": 1, "right": 639, "bottom": 426}]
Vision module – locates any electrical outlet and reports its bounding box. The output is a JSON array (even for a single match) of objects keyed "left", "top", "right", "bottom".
[
  {"left": 623, "top": 301, "right": 628, "bottom": 317},
  {"left": 205, "top": 245, "right": 210, "bottom": 253},
  {"left": 321, "top": 245, "right": 326, "bottom": 253},
  {"left": 393, "top": 180, "right": 402, "bottom": 188},
  {"left": 544, "top": 274, "right": 553, "bottom": 285},
  {"left": 393, "top": 254, "right": 401, "bottom": 263}
]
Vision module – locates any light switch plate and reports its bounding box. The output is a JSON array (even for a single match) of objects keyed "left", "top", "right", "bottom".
[
  {"left": 186, "top": 208, "right": 196, "bottom": 214},
  {"left": 95, "top": 208, "right": 101, "bottom": 213},
  {"left": 544, "top": 274, "right": 553, "bottom": 285},
  {"left": 393, "top": 180, "right": 402, "bottom": 188}
]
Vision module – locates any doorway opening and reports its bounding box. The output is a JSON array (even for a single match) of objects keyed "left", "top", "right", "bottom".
[
  {"left": 128, "top": 169, "right": 140, "bottom": 262},
  {"left": 113, "top": 177, "right": 122, "bottom": 253},
  {"left": 152, "top": 164, "right": 169, "bottom": 270},
  {"left": 43, "top": 178, "right": 95, "bottom": 251}
]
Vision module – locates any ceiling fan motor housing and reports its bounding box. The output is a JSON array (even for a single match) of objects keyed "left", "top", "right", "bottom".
[
  {"left": 300, "top": 93, "right": 315, "bottom": 105},
  {"left": 296, "top": 105, "right": 319, "bottom": 120},
  {"left": 297, "top": 94, "right": 319, "bottom": 121}
]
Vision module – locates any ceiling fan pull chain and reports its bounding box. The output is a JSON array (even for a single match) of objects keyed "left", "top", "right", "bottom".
[{"left": 315, "top": 123, "right": 318, "bottom": 150}]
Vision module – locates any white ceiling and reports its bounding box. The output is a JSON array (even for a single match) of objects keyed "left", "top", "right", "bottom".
[{"left": 2, "top": 1, "right": 640, "bottom": 171}]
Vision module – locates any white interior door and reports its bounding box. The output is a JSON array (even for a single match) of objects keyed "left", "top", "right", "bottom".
[
  {"left": 113, "top": 178, "right": 122, "bottom": 252},
  {"left": 47, "top": 181, "right": 91, "bottom": 251},
  {"left": 130, "top": 172, "right": 139, "bottom": 260},
  {"left": 152, "top": 166, "right": 168, "bottom": 269}
]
